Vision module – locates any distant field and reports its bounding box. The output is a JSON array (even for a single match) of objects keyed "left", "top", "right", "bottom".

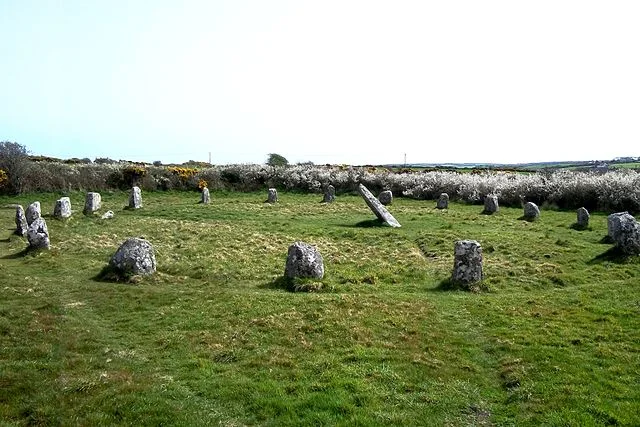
[{"left": 1, "top": 191, "right": 638, "bottom": 425}]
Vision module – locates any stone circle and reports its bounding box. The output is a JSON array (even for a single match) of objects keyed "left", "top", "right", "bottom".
[
  {"left": 26, "top": 201, "right": 41, "bottom": 225},
  {"left": 266, "top": 188, "right": 278, "bottom": 204},
  {"left": 576, "top": 207, "right": 590, "bottom": 228},
  {"left": 53, "top": 197, "right": 72, "bottom": 219},
  {"left": 378, "top": 190, "right": 393, "bottom": 206},
  {"left": 201, "top": 187, "right": 210, "bottom": 204},
  {"left": 284, "top": 241, "right": 324, "bottom": 279},
  {"left": 15, "top": 205, "right": 27, "bottom": 236},
  {"left": 322, "top": 185, "right": 336, "bottom": 203},
  {"left": 84, "top": 192, "right": 102, "bottom": 215},
  {"left": 129, "top": 186, "right": 142, "bottom": 209},
  {"left": 109, "top": 237, "right": 156, "bottom": 277},
  {"left": 358, "top": 184, "right": 401, "bottom": 228},
  {"left": 483, "top": 195, "right": 499, "bottom": 214},
  {"left": 27, "top": 217, "right": 50, "bottom": 250},
  {"left": 436, "top": 193, "right": 449, "bottom": 209},
  {"left": 523, "top": 202, "right": 540, "bottom": 220},
  {"left": 452, "top": 240, "right": 483, "bottom": 288}
]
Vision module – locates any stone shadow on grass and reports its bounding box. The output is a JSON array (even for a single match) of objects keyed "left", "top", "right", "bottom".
[
  {"left": 261, "top": 276, "right": 324, "bottom": 293},
  {"left": 92, "top": 264, "right": 140, "bottom": 283},
  {"left": 430, "top": 278, "right": 487, "bottom": 293},
  {"left": 588, "top": 246, "right": 637, "bottom": 265},
  {"left": 340, "top": 218, "right": 387, "bottom": 228},
  {"left": 1, "top": 247, "right": 32, "bottom": 259},
  {"left": 570, "top": 223, "right": 591, "bottom": 231}
]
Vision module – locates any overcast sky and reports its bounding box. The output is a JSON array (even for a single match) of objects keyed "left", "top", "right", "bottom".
[{"left": 1, "top": 1, "right": 639, "bottom": 165}]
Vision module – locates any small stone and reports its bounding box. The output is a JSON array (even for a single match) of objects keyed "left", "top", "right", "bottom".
[
  {"left": 266, "top": 188, "right": 278, "bottom": 204},
  {"left": 200, "top": 187, "right": 210, "bottom": 204},
  {"left": 27, "top": 217, "right": 50, "bottom": 250},
  {"left": 15, "top": 205, "right": 28, "bottom": 236},
  {"left": 452, "top": 240, "right": 483, "bottom": 288},
  {"left": 101, "top": 210, "right": 114, "bottom": 219},
  {"left": 53, "top": 197, "right": 72, "bottom": 219},
  {"left": 378, "top": 190, "right": 393, "bottom": 206},
  {"left": 322, "top": 185, "right": 336, "bottom": 203},
  {"left": 436, "top": 193, "right": 449, "bottom": 209},
  {"left": 26, "top": 201, "right": 41, "bottom": 225},
  {"left": 284, "top": 242, "right": 324, "bottom": 279},
  {"left": 109, "top": 237, "right": 156, "bottom": 277},
  {"left": 129, "top": 186, "right": 142, "bottom": 209},
  {"left": 483, "top": 195, "right": 499, "bottom": 214},
  {"left": 358, "top": 184, "right": 401, "bottom": 227},
  {"left": 576, "top": 207, "right": 590, "bottom": 228},
  {"left": 523, "top": 202, "right": 540, "bottom": 221},
  {"left": 84, "top": 192, "right": 102, "bottom": 215}
]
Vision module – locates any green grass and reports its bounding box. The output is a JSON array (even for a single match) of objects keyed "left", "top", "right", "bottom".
[{"left": 1, "top": 190, "right": 638, "bottom": 426}]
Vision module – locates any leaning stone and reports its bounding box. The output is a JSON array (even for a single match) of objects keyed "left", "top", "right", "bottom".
[
  {"left": 15, "top": 205, "right": 28, "bottom": 236},
  {"left": 109, "top": 237, "right": 156, "bottom": 277},
  {"left": 613, "top": 214, "right": 640, "bottom": 255},
  {"left": 358, "top": 184, "right": 401, "bottom": 228},
  {"left": 200, "top": 187, "right": 210, "bottom": 204},
  {"left": 27, "top": 217, "right": 50, "bottom": 250},
  {"left": 129, "top": 186, "right": 142, "bottom": 209},
  {"left": 378, "top": 190, "right": 393, "bottom": 206},
  {"left": 576, "top": 207, "right": 590, "bottom": 228},
  {"left": 101, "top": 210, "right": 114, "bottom": 219},
  {"left": 284, "top": 242, "right": 324, "bottom": 279},
  {"left": 84, "top": 192, "right": 102, "bottom": 215},
  {"left": 53, "top": 197, "right": 72, "bottom": 219},
  {"left": 483, "top": 195, "right": 499, "bottom": 214},
  {"left": 451, "top": 240, "right": 483, "bottom": 287},
  {"left": 436, "top": 193, "right": 449, "bottom": 209},
  {"left": 266, "top": 188, "right": 278, "bottom": 204},
  {"left": 608, "top": 212, "right": 630, "bottom": 241},
  {"left": 26, "top": 201, "right": 41, "bottom": 225},
  {"left": 523, "top": 202, "right": 540, "bottom": 221},
  {"left": 322, "top": 185, "right": 336, "bottom": 203}
]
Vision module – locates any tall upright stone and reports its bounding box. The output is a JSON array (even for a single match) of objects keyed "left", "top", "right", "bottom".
[
  {"left": 84, "top": 192, "right": 102, "bottom": 215},
  {"left": 608, "top": 212, "right": 630, "bottom": 241},
  {"left": 53, "top": 197, "right": 72, "bottom": 219},
  {"left": 27, "top": 217, "right": 50, "bottom": 250},
  {"left": 452, "top": 240, "right": 483, "bottom": 288},
  {"left": 284, "top": 241, "right": 324, "bottom": 279},
  {"left": 322, "top": 185, "right": 336, "bottom": 203},
  {"left": 616, "top": 216, "right": 640, "bottom": 255},
  {"left": 26, "top": 201, "right": 41, "bottom": 225},
  {"left": 201, "top": 187, "right": 210, "bottom": 204},
  {"left": 266, "top": 188, "right": 278, "bottom": 204},
  {"left": 523, "top": 202, "right": 540, "bottom": 221},
  {"left": 436, "top": 193, "right": 449, "bottom": 209},
  {"left": 576, "top": 207, "right": 590, "bottom": 228},
  {"left": 15, "top": 205, "right": 28, "bottom": 236},
  {"left": 378, "top": 190, "right": 393, "bottom": 206},
  {"left": 483, "top": 195, "right": 499, "bottom": 214},
  {"left": 129, "top": 186, "right": 142, "bottom": 209},
  {"left": 358, "top": 184, "right": 401, "bottom": 228}
]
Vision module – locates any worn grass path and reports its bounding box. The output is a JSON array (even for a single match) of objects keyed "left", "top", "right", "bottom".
[{"left": 1, "top": 190, "right": 638, "bottom": 426}]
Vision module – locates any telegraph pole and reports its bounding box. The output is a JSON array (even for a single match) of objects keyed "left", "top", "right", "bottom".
[
  {"left": 404, "top": 153, "right": 407, "bottom": 168},
  {"left": 208, "top": 152, "right": 211, "bottom": 165}
]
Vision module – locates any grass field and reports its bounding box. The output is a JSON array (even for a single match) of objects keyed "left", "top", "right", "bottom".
[{"left": 1, "top": 190, "right": 638, "bottom": 426}]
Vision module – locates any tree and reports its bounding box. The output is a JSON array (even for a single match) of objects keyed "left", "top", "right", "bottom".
[
  {"left": 0, "top": 141, "right": 29, "bottom": 194},
  {"left": 267, "top": 153, "right": 289, "bottom": 167}
]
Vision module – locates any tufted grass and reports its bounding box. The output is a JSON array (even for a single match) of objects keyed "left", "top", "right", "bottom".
[{"left": 0, "top": 190, "right": 638, "bottom": 426}]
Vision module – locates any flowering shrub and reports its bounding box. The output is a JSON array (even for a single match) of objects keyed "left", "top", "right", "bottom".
[
  {"left": 0, "top": 169, "right": 7, "bottom": 188},
  {"left": 198, "top": 179, "right": 208, "bottom": 190}
]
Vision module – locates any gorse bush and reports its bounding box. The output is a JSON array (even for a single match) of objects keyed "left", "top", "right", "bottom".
[{"left": 10, "top": 161, "right": 640, "bottom": 213}]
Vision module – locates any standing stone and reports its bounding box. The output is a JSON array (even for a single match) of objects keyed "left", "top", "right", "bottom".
[
  {"left": 436, "top": 193, "right": 449, "bottom": 209},
  {"left": 358, "top": 184, "right": 401, "bottom": 228},
  {"left": 451, "top": 240, "right": 483, "bottom": 287},
  {"left": 616, "top": 216, "right": 640, "bottom": 255},
  {"left": 27, "top": 217, "right": 50, "bottom": 250},
  {"left": 84, "top": 192, "right": 102, "bottom": 215},
  {"left": 284, "top": 242, "right": 324, "bottom": 279},
  {"left": 53, "top": 197, "right": 72, "bottom": 219},
  {"left": 129, "top": 186, "right": 142, "bottom": 209},
  {"left": 523, "top": 202, "right": 540, "bottom": 221},
  {"left": 608, "top": 212, "right": 630, "bottom": 241},
  {"left": 378, "top": 190, "right": 393, "bottom": 206},
  {"left": 101, "top": 210, "right": 114, "bottom": 220},
  {"left": 109, "top": 237, "right": 156, "bottom": 277},
  {"left": 26, "top": 201, "right": 41, "bottom": 225},
  {"left": 266, "top": 188, "right": 278, "bottom": 204},
  {"left": 483, "top": 195, "right": 499, "bottom": 214},
  {"left": 201, "top": 187, "right": 210, "bottom": 204},
  {"left": 576, "top": 207, "right": 590, "bottom": 228},
  {"left": 322, "top": 185, "right": 336, "bottom": 203},
  {"left": 15, "top": 205, "right": 28, "bottom": 236}
]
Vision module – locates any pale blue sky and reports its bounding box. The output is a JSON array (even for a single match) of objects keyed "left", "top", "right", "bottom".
[{"left": 1, "top": 1, "right": 639, "bottom": 165}]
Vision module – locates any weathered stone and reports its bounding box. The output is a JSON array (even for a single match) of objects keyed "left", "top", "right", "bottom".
[
  {"left": 436, "top": 193, "right": 449, "bottom": 209},
  {"left": 200, "top": 187, "right": 210, "bottom": 204},
  {"left": 358, "top": 184, "right": 401, "bottom": 228},
  {"left": 101, "top": 210, "right": 114, "bottom": 219},
  {"left": 284, "top": 242, "right": 324, "bottom": 279},
  {"left": 27, "top": 217, "right": 50, "bottom": 250},
  {"left": 483, "top": 195, "right": 499, "bottom": 214},
  {"left": 576, "top": 207, "right": 590, "bottom": 228},
  {"left": 109, "top": 237, "right": 156, "bottom": 277},
  {"left": 612, "top": 213, "right": 640, "bottom": 255},
  {"left": 322, "top": 185, "right": 336, "bottom": 203},
  {"left": 15, "top": 205, "right": 28, "bottom": 236},
  {"left": 523, "top": 202, "right": 540, "bottom": 220},
  {"left": 378, "top": 190, "right": 393, "bottom": 206},
  {"left": 26, "top": 201, "right": 41, "bottom": 225},
  {"left": 129, "top": 186, "right": 142, "bottom": 209},
  {"left": 53, "top": 197, "right": 72, "bottom": 219},
  {"left": 84, "top": 192, "right": 102, "bottom": 215},
  {"left": 608, "top": 212, "right": 630, "bottom": 241},
  {"left": 266, "top": 188, "right": 278, "bottom": 204},
  {"left": 452, "top": 240, "right": 483, "bottom": 287}
]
